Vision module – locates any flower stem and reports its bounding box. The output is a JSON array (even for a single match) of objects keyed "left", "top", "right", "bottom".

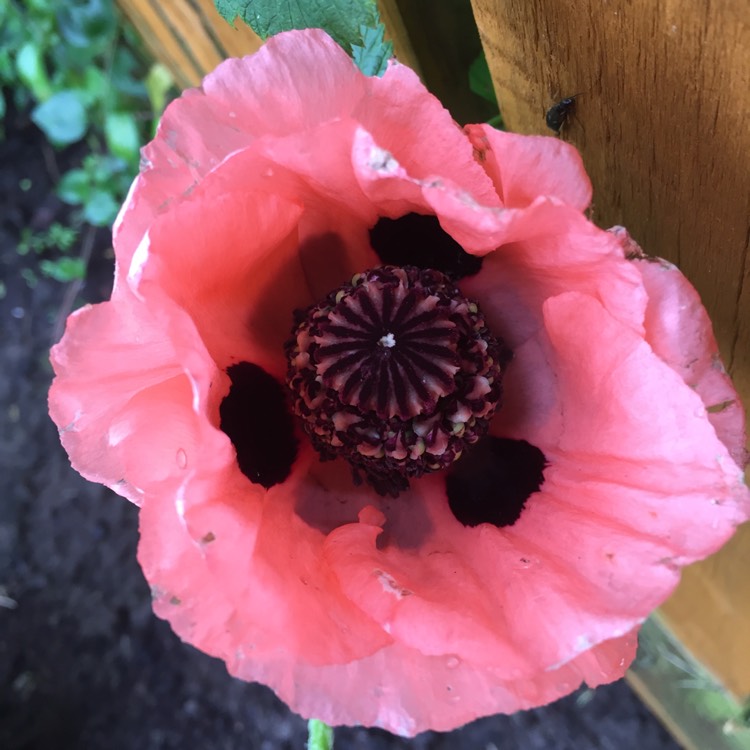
[{"left": 307, "top": 719, "right": 334, "bottom": 750}]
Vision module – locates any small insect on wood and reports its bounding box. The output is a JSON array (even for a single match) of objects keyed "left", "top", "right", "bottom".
[{"left": 546, "top": 94, "right": 580, "bottom": 135}]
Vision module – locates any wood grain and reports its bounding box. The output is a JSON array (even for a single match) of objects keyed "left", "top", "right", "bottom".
[
  {"left": 117, "top": 0, "right": 263, "bottom": 88},
  {"left": 471, "top": 0, "right": 750, "bottom": 699}
]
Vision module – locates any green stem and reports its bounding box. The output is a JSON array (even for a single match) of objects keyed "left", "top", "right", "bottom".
[{"left": 306, "top": 719, "right": 334, "bottom": 750}]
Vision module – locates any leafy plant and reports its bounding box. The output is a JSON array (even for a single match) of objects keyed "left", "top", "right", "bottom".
[
  {"left": 469, "top": 52, "right": 503, "bottom": 128},
  {"left": 1, "top": 0, "right": 174, "bottom": 283},
  {"left": 215, "top": 0, "right": 392, "bottom": 77}
]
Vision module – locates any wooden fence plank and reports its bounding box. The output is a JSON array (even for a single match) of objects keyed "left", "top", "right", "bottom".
[{"left": 471, "top": 0, "right": 750, "bottom": 702}]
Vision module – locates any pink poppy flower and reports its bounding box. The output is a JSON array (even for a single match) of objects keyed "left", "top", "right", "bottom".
[{"left": 49, "top": 29, "right": 749, "bottom": 736}]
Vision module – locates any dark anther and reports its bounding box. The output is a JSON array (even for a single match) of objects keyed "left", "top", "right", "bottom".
[
  {"left": 446, "top": 437, "right": 546, "bottom": 527},
  {"left": 369, "top": 213, "right": 483, "bottom": 281},
  {"left": 219, "top": 362, "right": 298, "bottom": 489}
]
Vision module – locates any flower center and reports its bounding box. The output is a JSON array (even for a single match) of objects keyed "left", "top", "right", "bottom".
[{"left": 285, "top": 266, "right": 511, "bottom": 496}]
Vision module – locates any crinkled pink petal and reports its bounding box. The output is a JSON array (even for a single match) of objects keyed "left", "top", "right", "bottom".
[
  {"left": 351, "top": 128, "right": 509, "bottom": 254},
  {"left": 114, "top": 29, "right": 497, "bottom": 286},
  {"left": 227, "top": 620, "right": 637, "bottom": 735},
  {"left": 48, "top": 28, "right": 750, "bottom": 739},
  {"left": 609, "top": 228, "right": 747, "bottom": 466},
  {"left": 140, "top": 442, "right": 395, "bottom": 668},
  {"left": 49, "top": 287, "right": 221, "bottom": 504},
  {"left": 539, "top": 293, "right": 745, "bottom": 484},
  {"left": 459, "top": 207, "right": 647, "bottom": 351},
  {"left": 142, "top": 460, "right": 639, "bottom": 733},
  {"left": 465, "top": 125, "right": 592, "bottom": 211},
  {"left": 313, "top": 285, "right": 745, "bottom": 691},
  {"left": 352, "top": 129, "right": 598, "bottom": 257},
  {"left": 133, "top": 188, "right": 306, "bottom": 376}
]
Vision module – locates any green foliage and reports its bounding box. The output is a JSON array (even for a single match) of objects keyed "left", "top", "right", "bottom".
[
  {"left": 145, "top": 63, "right": 174, "bottom": 131},
  {"left": 31, "top": 90, "right": 87, "bottom": 145},
  {"left": 15, "top": 42, "right": 53, "bottom": 100},
  {"left": 1, "top": 0, "right": 176, "bottom": 285},
  {"left": 17, "top": 222, "right": 79, "bottom": 256},
  {"left": 352, "top": 22, "right": 392, "bottom": 77},
  {"left": 17, "top": 222, "right": 82, "bottom": 282},
  {"left": 469, "top": 52, "right": 503, "bottom": 129},
  {"left": 469, "top": 53, "right": 497, "bottom": 106},
  {"left": 39, "top": 256, "right": 87, "bottom": 282},
  {"left": 214, "top": 0, "right": 392, "bottom": 75},
  {"left": 306, "top": 719, "right": 334, "bottom": 750},
  {"left": 58, "top": 153, "right": 133, "bottom": 226},
  {"left": 215, "top": 0, "right": 378, "bottom": 47}
]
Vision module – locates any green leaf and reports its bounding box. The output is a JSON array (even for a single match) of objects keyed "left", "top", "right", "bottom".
[
  {"left": 306, "top": 719, "right": 334, "bottom": 750},
  {"left": 468, "top": 52, "right": 497, "bottom": 106},
  {"left": 214, "top": 0, "right": 378, "bottom": 51},
  {"left": 77, "top": 66, "right": 107, "bottom": 107},
  {"left": 21, "top": 268, "right": 39, "bottom": 288},
  {"left": 46, "top": 222, "right": 79, "bottom": 251},
  {"left": 56, "top": 0, "right": 115, "bottom": 51},
  {"left": 104, "top": 111, "right": 141, "bottom": 163},
  {"left": 145, "top": 63, "right": 174, "bottom": 120},
  {"left": 16, "top": 42, "right": 53, "bottom": 101},
  {"left": 84, "top": 153, "right": 128, "bottom": 183},
  {"left": 110, "top": 46, "right": 148, "bottom": 99},
  {"left": 58, "top": 169, "right": 92, "bottom": 205},
  {"left": 39, "top": 257, "right": 87, "bottom": 282},
  {"left": 83, "top": 191, "right": 119, "bottom": 226},
  {"left": 352, "top": 22, "right": 392, "bottom": 77},
  {"left": 31, "top": 90, "right": 87, "bottom": 145}
]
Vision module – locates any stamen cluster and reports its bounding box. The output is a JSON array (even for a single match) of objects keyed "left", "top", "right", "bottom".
[{"left": 285, "top": 266, "right": 510, "bottom": 496}]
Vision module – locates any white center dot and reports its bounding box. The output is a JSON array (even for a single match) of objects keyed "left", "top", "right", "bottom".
[{"left": 378, "top": 332, "right": 396, "bottom": 348}]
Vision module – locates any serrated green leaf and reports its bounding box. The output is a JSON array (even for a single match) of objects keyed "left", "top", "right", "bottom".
[
  {"left": 31, "top": 90, "right": 87, "bottom": 145},
  {"left": 352, "top": 23, "right": 392, "bottom": 76},
  {"left": 214, "top": 0, "right": 378, "bottom": 51}
]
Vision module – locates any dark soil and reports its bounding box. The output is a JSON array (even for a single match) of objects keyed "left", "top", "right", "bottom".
[{"left": 0, "top": 105, "right": 682, "bottom": 750}]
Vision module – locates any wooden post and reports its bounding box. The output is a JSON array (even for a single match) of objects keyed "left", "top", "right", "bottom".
[
  {"left": 470, "top": 0, "right": 750, "bottom": 708},
  {"left": 117, "top": 0, "right": 263, "bottom": 88}
]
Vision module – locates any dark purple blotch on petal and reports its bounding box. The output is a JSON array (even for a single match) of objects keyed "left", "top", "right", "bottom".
[
  {"left": 220, "top": 362, "right": 298, "bottom": 488},
  {"left": 369, "top": 213, "right": 483, "bottom": 281},
  {"left": 446, "top": 438, "right": 546, "bottom": 527}
]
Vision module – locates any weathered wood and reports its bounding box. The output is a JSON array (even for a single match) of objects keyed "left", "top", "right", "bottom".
[
  {"left": 471, "top": 0, "right": 750, "bottom": 701},
  {"left": 117, "top": 0, "right": 263, "bottom": 87}
]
